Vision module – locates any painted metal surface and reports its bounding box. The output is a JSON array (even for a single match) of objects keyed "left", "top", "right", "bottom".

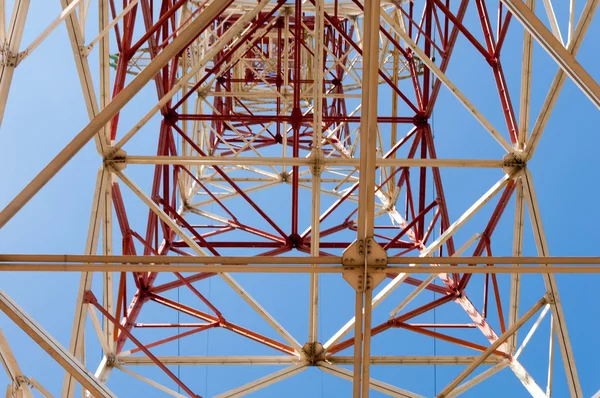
[{"left": 0, "top": 0, "right": 598, "bottom": 397}]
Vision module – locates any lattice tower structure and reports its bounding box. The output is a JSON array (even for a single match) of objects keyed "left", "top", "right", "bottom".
[{"left": 0, "top": 0, "right": 599, "bottom": 397}]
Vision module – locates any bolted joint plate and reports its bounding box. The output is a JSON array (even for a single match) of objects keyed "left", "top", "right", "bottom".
[
  {"left": 1, "top": 51, "right": 18, "bottom": 67},
  {"left": 502, "top": 150, "right": 526, "bottom": 175},
  {"left": 14, "top": 375, "right": 31, "bottom": 390},
  {"left": 341, "top": 238, "right": 387, "bottom": 290},
  {"left": 302, "top": 342, "right": 325, "bottom": 365},
  {"left": 342, "top": 238, "right": 387, "bottom": 267},
  {"left": 544, "top": 292, "right": 555, "bottom": 305},
  {"left": 104, "top": 148, "right": 127, "bottom": 171},
  {"left": 308, "top": 147, "right": 324, "bottom": 176},
  {"left": 342, "top": 270, "right": 386, "bottom": 292}
]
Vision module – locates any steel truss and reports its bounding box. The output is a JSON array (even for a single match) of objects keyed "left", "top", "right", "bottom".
[{"left": 0, "top": 0, "right": 599, "bottom": 397}]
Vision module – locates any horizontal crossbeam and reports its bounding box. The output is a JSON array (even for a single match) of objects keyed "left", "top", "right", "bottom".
[
  {"left": 1, "top": 262, "right": 600, "bottom": 274},
  {"left": 2, "top": 254, "right": 600, "bottom": 265},
  {"left": 122, "top": 156, "right": 504, "bottom": 168}
]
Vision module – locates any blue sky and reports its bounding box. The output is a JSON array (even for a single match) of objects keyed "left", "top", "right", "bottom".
[{"left": 1, "top": 1, "right": 600, "bottom": 397}]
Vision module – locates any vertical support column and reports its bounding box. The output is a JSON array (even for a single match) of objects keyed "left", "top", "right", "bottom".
[
  {"left": 98, "top": 0, "right": 111, "bottom": 146},
  {"left": 0, "top": 0, "right": 30, "bottom": 126},
  {"left": 356, "top": 0, "right": 380, "bottom": 243},
  {"left": 501, "top": 0, "right": 600, "bottom": 110},
  {"left": 518, "top": 0, "right": 534, "bottom": 149},
  {"left": 290, "top": 0, "right": 302, "bottom": 240},
  {"left": 0, "top": 1, "right": 6, "bottom": 44},
  {"left": 101, "top": 169, "right": 114, "bottom": 354},
  {"left": 344, "top": 0, "right": 380, "bottom": 398},
  {"left": 179, "top": 3, "right": 190, "bottom": 195},
  {"left": 522, "top": 169, "right": 582, "bottom": 397},
  {"left": 62, "top": 168, "right": 106, "bottom": 398},
  {"left": 308, "top": 0, "right": 324, "bottom": 345},
  {"left": 352, "top": 287, "right": 364, "bottom": 398},
  {"left": 546, "top": 313, "right": 555, "bottom": 396},
  {"left": 98, "top": 0, "right": 114, "bottom": 358},
  {"left": 342, "top": 239, "right": 385, "bottom": 398},
  {"left": 59, "top": 0, "right": 108, "bottom": 154},
  {"left": 508, "top": 176, "right": 524, "bottom": 352},
  {"left": 281, "top": 7, "right": 291, "bottom": 175},
  {"left": 360, "top": 287, "right": 373, "bottom": 398},
  {"left": 353, "top": 0, "right": 381, "bottom": 395},
  {"left": 568, "top": 0, "right": 576, "bottom": 45},
  {"left": 523, "top": 0, "right": 598, "bottom": 160}
]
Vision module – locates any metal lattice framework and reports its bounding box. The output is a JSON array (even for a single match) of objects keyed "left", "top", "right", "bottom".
[{"left": 0, "top": 0, "right": 599, "bottom": 397}]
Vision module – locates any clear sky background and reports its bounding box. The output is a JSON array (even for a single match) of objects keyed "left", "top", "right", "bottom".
[{"left": 1, "top": 1, "right": 600, "bottom": 397}]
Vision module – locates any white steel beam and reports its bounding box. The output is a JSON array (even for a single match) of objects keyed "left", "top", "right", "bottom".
[
  {"left": 514, "top": 304, "right": 551, "bottom": 360},
  {"left": 0, "top": 0, "right": 30, "bottom": 126},
  {"left": 353, "top": 0, "right": 380, "bottom": 381},
  {"left": 123, "top": 156, "right": 503, "bottom": 168},
  {"left": 547, "top": 313, "right": 555, "bottom": 396},
  {"left": 328, "top": 356, "right": 501, "bottom": 365},
  {"left": 0, "top": 1, "right": 5, "bottom": 43},
  {"left": 86, "top": 0, "right": 138, "bottom": 51},
  {"left": 101, "top": 171, "right": 114, "bottom": 354},
  {"left": 522, "top": 169, "right": 582, "bottom": 397},
  {"left": 0, "top": 0, "right": 233, "bottom": 229},
  {"left": 119, "top": 356, "right": 301, "bottom": 365},
  {"left": 518, "top": 0, "right": 534, "bottom": 148},
  {"left": 17, "top": 0, "right": 82, "bottom": 63},
  {"left": 508, "top": 177, "right": 525, "bottom": 352},
  {"left": 437, "top": 295, "right": 549, "bottom": 397},
  {"left": 0, "top": 290, "right": 116, "bottom": 398},
  {"left": 541, "top": 0, "right": 564, "bottom": 44},
  {"left": 501, "top": 0, "right": 600, "bottom": 109},
  {"left": 568, "top": 0, "right": 576, "bottom": 45},
  {"left": 309, "top": 0, "right": 324, "bottom": 345},
  {"left": 0, "top": 329, "right": 34, "bottom": 398},
  {"left": 338, "top": 23, "right": 378, "bottom": 389},
  {"left": 524, "top": 0, "right": 598, "bottom": 160},
  {"left": 112, "top": 168, "right": 303, "bottom": 354},
  {"left": 318, "top": 361, "right": 422, "bottom": 398},
  {"left": 446, "top": 361, "right": 509, "bottom": 398},
  {"left": 357, "top": 0, "right": 381, "bottom": 241},
  {"left": 0, "top": 328, "right": 24, "bottom": 382},
  {"left": 97, "top": 0, "right": 111, "bottom": 145},
  {"left": 62, "top": 167, "right": 106, "bottom": 398},
  {"left": 325, "top": 171, "right": 518, "bottom": 350},
  {"left": 114, "top": 365, "right": 186, "bottom": 398},
  {"left": 509, "top": 361, "right": 546, "bottom": 398},
  {"left": 381, "top": 11, "right": 513, "bottom": 152},
  {"left": 111, "top": 0, "right": 274, "bottom": 152},
  {"left": 91, "top": 355, "right": 112, "bottom": 387},
  {"left": 388, "top": 233, "right": 480, "bottom": 319},
  {"left": 86, "top": 305, "right": 110, "bottom": 356},
  {"left": 58, "top": 0, "right": 109, "bottom": 155},
  {"left": 3, "top": 262, "right": 600, "bottom": 274},
  {"left": 214, "top": 365, "right": 307, "bottom": 398},
  {"left": 352, "top": 289, "right": 364, "bottom": 398},
  {"left": 28, "top": 378, "right": 52, "bottom": 398},
  {"left": 6, "top": 253, "right": 600, "bottom": 266}
]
